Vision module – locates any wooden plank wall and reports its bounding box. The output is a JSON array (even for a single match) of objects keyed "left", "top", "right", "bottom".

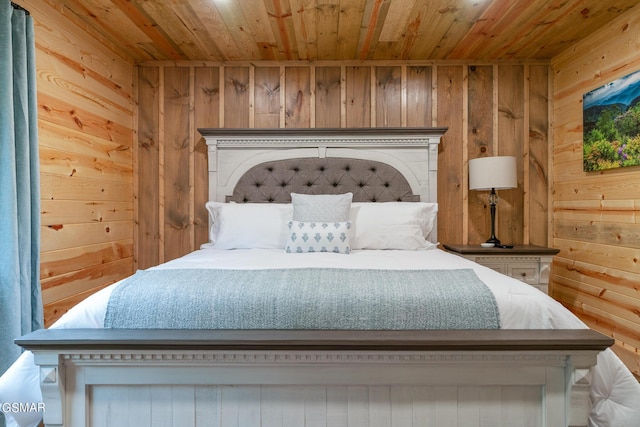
[
  {"left": 551, "top": 4, "right": 640, "bottom": 377},
  {"left": 136, "top": 61, "right": 551, "bottom": 268},
  {"left": 16, "top": 0, "right": 135, "bottom": 326}
]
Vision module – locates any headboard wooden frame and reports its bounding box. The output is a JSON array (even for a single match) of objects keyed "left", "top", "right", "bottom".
[{"left": 199, "top": 127, "right": 447, "bottom": 239}]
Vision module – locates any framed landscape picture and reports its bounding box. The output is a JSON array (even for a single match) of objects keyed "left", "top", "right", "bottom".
[{"left": 583, "top": 70, "right": 640, "bottom": 171}]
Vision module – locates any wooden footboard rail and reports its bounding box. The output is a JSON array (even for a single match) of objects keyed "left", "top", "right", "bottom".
[{"left": 17, "top": 329, "right": 613, "bottom": 427}]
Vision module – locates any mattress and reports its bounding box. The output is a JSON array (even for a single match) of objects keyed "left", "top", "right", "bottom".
[{"left": 1, "top": 248, "right": 639, "bottom": 427}]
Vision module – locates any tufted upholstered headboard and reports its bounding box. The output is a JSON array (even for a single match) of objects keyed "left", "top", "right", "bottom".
[
  {"left": 227, "top": 157, "right": 420, "bottom": 203},
  {"left": 199, "top": 127, "right": 447, "bottom": 239}
]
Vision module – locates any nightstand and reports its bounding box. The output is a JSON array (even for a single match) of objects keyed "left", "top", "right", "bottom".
[{"left": 443, "top": 244, "right": 560, "bottom": 294}]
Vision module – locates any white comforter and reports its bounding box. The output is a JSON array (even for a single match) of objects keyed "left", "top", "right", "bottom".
[{"left": 1, "top": 248, "right": 639, "bottom": 426}]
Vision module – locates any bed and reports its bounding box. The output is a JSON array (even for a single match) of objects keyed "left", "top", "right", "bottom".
[{"left": 1, "top": 127, "right": 639, "bottom": 427}]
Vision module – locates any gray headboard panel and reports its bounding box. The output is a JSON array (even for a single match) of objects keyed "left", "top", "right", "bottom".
[{"left": 227, "top": 157, "right": 419, "bottom": 203}]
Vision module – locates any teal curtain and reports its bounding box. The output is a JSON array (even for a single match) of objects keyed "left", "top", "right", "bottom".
[{"left": 0, "top": 0, "right": 43, "bottom": 384}]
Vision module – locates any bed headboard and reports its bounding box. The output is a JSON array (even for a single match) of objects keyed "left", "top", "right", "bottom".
[
  {"left": 226, "top": 157, "right": 420, "bottom": 203},
  {"left": 199, "top": 127, "right": 447, "bottom": 204},
  {"left": 199, "top": 127, "right": 446, "bottom": 242}
]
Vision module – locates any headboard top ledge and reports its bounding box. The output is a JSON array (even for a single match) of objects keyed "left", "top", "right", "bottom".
[{"left": 199, "top": 127, "right": 447, "bottom": 208}]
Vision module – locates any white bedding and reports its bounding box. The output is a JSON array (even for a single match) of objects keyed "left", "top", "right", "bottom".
[{"left": 1, "top": 248, "right": 639, "bottom": 426}]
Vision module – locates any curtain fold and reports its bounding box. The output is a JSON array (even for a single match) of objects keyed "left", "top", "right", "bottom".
[{"left": 0, "top": 0, "right": 43, "bottom": 383}]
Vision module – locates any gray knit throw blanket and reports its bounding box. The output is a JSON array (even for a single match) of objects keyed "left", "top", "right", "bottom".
[{"left": 104, "top": 268, "right": 500, "bottom": 330}]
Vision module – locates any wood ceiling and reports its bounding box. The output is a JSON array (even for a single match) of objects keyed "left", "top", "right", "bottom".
[{"left": 50, "top": 0, "right": 640, "bottom": 62}]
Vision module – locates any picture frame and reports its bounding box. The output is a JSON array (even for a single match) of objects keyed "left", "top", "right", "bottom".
[{"left": 582, "top": 69, "right": 640, "bottom": 171}]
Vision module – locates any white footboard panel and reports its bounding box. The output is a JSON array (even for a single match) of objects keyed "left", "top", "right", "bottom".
[
  {"left": 87, "top": 384, "right": 543, "bottom": 427},
  {"left": 17, "top": 329, "right": 612, "bottom": 427},
  {"left": 64, "top": 352, "right": 557, "bottom": 427}
]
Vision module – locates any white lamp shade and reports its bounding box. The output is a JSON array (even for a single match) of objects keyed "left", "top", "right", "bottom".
[{"left": 469, "top": 156, "right": 517, "bottom": 190}]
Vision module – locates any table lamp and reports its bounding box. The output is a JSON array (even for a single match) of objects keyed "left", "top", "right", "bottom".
[{"left": 469, "top": 156, "right": 517, "bottom": 246}]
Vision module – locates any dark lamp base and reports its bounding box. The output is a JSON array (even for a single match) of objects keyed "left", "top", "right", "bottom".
[{"left": 486, "top": 237, "right": 501, "bottom": 245}]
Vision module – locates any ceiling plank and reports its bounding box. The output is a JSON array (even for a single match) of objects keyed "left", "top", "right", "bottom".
[
  {"left": 378, "top": 0, "right": 413, "bottom": 42},
  {"left": 171, "top": 2, "right": 226, "bottom": 61},
  {"left": 290, "top": 0, "right": 318, "bottom": 60},
  {"left": 237, "top": 0, "right": 280, "bottom": 59},
  {"left": 207, "top": 0, "right": 263, "bottom": 60},
  {"left": 427, "top": 1, "right": 494, "bottom": 60},
  {"left": 193, "top": 0, "right": 246, "bottom": 61},
  {"left": 316, "top": 0, "right": 341, "bottom": 60},
  {"left": 409, "top": 0, "right": 472, "bottom": 60},
  {"left": 265, "top": 0, "right": 295, "bottom": 60},
  {"left": 449, "top": 0, "right": 531, "bottom": 59},
  {"left": 358, "top": 0, "right": 390, "bottom": 60},
  {"left": 110, "top": 0, "right": 186, "bottom": 60},
  {"left": 337, "top": 0, "right": 367, "bottom": 59},
  {"left": 56, "top": 0, "right": 159, "bottom": 61}
]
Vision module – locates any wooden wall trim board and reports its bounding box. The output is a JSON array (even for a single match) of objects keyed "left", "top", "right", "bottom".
[
  {"left": 523, "top": 65, "right": 531, "bottom": 245},
  {"left": 467, "top": 65, "right": 494, "bottom": 244},
  {"left": 548, "top": 69, "right": 555, "bottom": 247},
  {"left": 136, "top": 66, "right": 160, "bottom": 271},
  {"left": 551, "top": 3, "right": 640, "bottom": 377},
  {"left": 158, "top": 66, "right": 166, "bottom": 264},
  {"left": 132, "top": 66, "right": 139, "bottom": 272},
  {"left": 137, "top": 59, "right": 553, "bottom": 68},
  {"left": 462, "top": 65, "right": 469, "bottom": 243}
]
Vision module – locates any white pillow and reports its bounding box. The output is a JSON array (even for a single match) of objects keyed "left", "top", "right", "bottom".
[
  {"left": 285, "top": 221, "right": 351, "bottom": 254},
  {"left": 349, "top": 202, "right": 438, "bottom": 250},
  {"left": 291, "top": 192, "right": 353, "bottom": 222},
  {"left": 205, "top": 202, "right": 292, "bottom": 249}
]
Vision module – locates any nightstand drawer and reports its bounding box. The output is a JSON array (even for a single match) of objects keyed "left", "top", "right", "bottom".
[
  {"left": 509, "top": 264, "right": 539, "bottom": 285},
  {"left": 478, "top": 262, "right": 507, "bottom": 275}
]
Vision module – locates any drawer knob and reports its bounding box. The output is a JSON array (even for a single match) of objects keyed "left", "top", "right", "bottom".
[{"left": 520, "top": 272, "right": 527, "bottom": 277}]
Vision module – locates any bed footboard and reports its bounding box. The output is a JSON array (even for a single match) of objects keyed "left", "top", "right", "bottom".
[{"left": 17, "top": 329, "right": 613, "bottom": 427}]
